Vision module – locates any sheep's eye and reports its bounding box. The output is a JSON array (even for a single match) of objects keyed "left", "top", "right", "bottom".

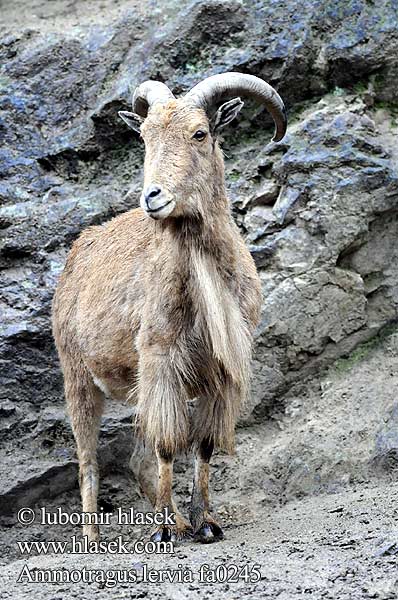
[{"left": 192, "top": 130, "right": 207, "bottom": 141}]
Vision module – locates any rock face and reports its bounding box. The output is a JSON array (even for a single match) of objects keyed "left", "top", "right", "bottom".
[
  {"left": 243, "top": 93, "right": 398, "bottom": 417},
  {"left": 0, "top": 0, "right": 398, "bottom": 510}
]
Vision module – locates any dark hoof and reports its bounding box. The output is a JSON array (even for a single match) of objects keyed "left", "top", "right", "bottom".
[
  {"left": 194, "top": 521, "right": 224, "bottom": 544},
  {"left": 150, "top": 526, "right": 174, "bottom": 543},
  {"left": 150, "top": 525, "right": 193, "bottom": 544}
]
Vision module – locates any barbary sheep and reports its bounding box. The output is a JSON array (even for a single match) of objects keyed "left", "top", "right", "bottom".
[{"left": 52, "top": 72, "right": 286, "bottom": 543}]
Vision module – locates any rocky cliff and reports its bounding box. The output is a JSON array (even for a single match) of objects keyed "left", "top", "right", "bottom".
[{"left": 1, "top": 0, "right": 398, "bottom": 522}]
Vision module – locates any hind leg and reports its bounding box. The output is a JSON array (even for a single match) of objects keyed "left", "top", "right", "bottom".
[
  {"left": 130, "top": 440, "right": 158, "bottom": 507},
  {"left": 63, "top": 354, "right": 104, "bottom": 541}
]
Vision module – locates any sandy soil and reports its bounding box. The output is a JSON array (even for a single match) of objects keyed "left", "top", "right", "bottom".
[
  {"left": 1, "top": 482, "right": 397, "bottom": 599},
  {"left": 1, "top": 330, "right": 398, "bottom": 598}
]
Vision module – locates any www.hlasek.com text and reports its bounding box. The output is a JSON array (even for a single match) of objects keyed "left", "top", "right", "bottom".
[{"left": 17, "top": 535, "right": 173, "bottom": 555}]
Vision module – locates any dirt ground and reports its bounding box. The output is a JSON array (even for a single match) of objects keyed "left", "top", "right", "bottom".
[
  {"left": 1, "top": 330, "right": 398, "bottom": 598},
  {"left": 0, "top": 482, "right": 397, "bottom": 599}
]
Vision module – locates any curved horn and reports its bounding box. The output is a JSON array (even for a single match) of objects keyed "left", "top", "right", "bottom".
[
  {"left": 132, "top": 81, "right": 175, "bottom": 118},
  {"left": 185, "top": 72, "right": 287, "bottom": 142}
]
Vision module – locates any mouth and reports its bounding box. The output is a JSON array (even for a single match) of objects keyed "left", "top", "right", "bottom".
[
  {"left": 140, "top": 190, "right": 175, "bottom": 220},
  {"left": 143, "top": 199, "right": 176, "bottom": 220},
  {"left": 145, "top": 200, "right": 172, "bottom": 215}
]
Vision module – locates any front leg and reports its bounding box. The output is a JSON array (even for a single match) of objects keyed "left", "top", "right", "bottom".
[
  {"left": 136, "top": 347, "right": 193, "bottom": 543},
  {"left": 150, "top": 445, "right": 193, "bottom": 543},
  {"left": 190, "top": 438, "right": 224, "bottom": 543}
]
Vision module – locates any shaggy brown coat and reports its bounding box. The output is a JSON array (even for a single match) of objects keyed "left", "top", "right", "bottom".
[{"left": 52, "top": 99, "right": 262, "bottom": 542}]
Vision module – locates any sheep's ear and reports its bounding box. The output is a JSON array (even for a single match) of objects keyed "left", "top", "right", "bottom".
[
  {"left": 211, "top": 97, "right": 244, "bottom": 135},
  {"left": 118, "top": 111, "right": 144, "bottom": 133}
]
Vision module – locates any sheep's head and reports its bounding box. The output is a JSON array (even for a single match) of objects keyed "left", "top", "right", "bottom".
[{"left": 119, "top": 73, "right": 287, "bottom": 221}]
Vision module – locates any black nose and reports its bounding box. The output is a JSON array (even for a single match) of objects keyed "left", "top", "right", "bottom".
[{"left": 144, "top": 185, "right": 161, "bottom": 208}]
